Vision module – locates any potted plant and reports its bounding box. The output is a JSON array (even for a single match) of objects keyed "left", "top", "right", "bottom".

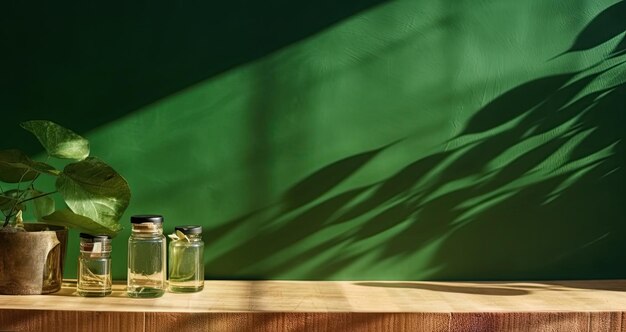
[{"left": 0, "top": 120, "right": 130, "bottom": 295}]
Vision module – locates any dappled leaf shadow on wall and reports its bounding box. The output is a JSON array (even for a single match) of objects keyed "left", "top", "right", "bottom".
[{"left": 204, "top": 4, "right": 626, "bottom": 279}]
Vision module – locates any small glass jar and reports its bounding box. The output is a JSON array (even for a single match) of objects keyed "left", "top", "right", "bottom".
[
  {"left": 169, "top": 225, "right": 204, "bottom": 292},
  {"left": 127, "top": 215, "right": 166, "bottom": 298},
  {"left": 77, "top": 233, "right": 112, "bottom": 297}
]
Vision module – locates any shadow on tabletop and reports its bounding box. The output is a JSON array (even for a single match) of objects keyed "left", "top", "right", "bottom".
[
  {"left": 355, "top": 280, "right": 626, "bottom": 294},
  {"left": 354, "top": 282, "right": 530, "bottom": 296}
]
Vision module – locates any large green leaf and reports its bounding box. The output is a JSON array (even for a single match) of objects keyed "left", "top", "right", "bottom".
[
  {"left": 0, "top": 149, "right": 58, "bottom": 183},
  {"left": 21, "top": 120, "right": 90, "bottom": 160},
  {"left": 42, "top": 209, "right": 122, "bottom": 236},
  {"left": 56, "top": 157, "right": 130, "bottom": 226}
]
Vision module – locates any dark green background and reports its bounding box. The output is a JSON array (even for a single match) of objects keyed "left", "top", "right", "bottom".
[{"left": 2, "top": 0, "right": 625, "bottom": 280}]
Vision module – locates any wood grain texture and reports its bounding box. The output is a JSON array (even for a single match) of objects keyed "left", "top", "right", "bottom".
[
  {"left": 449, "top": 312, "right": 592, "bottom": 332},
  {"left": 144, "top": 312, "right": 451, "bottom": 332},
  {"left": 1, "top": 280, "right": 625, "bottom": 331},
  {"left": 589, "top": 312, "right": 625, "bottom": 332},
  {"left": 0, "top": 309, "right": 144, "bottom": 332}
]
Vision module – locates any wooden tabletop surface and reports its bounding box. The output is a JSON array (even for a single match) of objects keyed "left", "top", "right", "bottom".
[{"left": 1, "top": 279, "right": 625, "bottom": 313}]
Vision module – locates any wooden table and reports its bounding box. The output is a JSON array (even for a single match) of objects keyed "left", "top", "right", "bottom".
[{"left": 1, "top": 280, "right": 625, "bottom": 331}]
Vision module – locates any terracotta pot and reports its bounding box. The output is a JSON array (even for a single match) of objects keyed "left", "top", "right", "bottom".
[{"left": 0, "top": 224, "right": 68, "bottom": 295}]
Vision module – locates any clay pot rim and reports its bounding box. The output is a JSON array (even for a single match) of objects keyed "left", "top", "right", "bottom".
[{"left": 2, "top": 223, "right": 67, "bottom": 233}]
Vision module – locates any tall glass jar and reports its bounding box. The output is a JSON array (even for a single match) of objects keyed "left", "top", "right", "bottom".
[
  {"left": 169, "top": 225, "right": 204, "bottom": 293},
  {"left": 127, "top": 215, "right": 166, "bottom": 298},
  {"left": 77, "top": 233, "right": 111, "bottom": 297}
]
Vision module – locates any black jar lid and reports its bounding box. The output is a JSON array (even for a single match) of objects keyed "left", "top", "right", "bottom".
[
  {"left": 79, "top": 233, "right": 111, "bottom": 241},
  {"left": 175, "top": 225, "right": 202, "bottom": 235},
  {"left": 131, "top": 215, "right": 164, "bottom": 224}
]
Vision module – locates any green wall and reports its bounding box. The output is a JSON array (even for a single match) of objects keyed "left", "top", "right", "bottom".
[{"left": 2, "top": 0, "right": 625, "bottom": 280}]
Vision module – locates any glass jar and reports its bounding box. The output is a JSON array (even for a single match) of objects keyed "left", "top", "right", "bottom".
[
  {"left": 127, "top": 215, "right": 166, "bottom": 298},
  {"left": 169, "top": 225, "right": 204, "bottom": 292},
  {"left": 77, "top": 233, "right": 112, "bottom": 297}
]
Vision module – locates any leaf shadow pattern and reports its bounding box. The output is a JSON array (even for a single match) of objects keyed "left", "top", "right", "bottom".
[
  {"left": 611, "top": 34, "right": 626, "bottom": 58},
  {"left": 204, "top": 3, "right": 626, "bottom": 280},
  {"left": 557, "top": 0, "right": 625, "bottom": 57},
  {"left": 381, "top": 64, "right": 624, "bottom": 280}
]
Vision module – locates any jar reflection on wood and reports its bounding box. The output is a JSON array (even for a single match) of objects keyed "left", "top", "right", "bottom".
[
  {"left": 168, "top": 225, "right": 204, "bottom": 293},
  {"left": 77, "top": 233, "right": 112, "bottom": 297},
  {"left": 127, "top": 215, "right": 166, "bottom": 298}
]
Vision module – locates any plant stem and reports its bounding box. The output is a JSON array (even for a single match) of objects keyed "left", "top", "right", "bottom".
[
  {"left": 2, "top": 190, "right": 57, "bottom": 228},
  {"left": 5, "top": 170, "right": 39, "bottom": 224},
  {"left": 0, "top": 188, "right": 6, "bottom": 220},
  {"left": 18, "top": 191, "right": 57, "bottom": 205},
  {"left": 14, "top": 170, "right": 31, "bottom": 196},
  {"left": 3, "top": 163, "right": 50, "bottom": 226}
]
